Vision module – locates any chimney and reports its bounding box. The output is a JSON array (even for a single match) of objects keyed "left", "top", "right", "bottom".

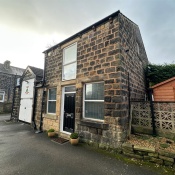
[{"left": 3, "top": 60, "right": 11, "bottom": 70}]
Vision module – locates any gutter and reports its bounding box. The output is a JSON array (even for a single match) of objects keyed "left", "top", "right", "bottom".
[{"left": 10, "top": 74, "right": 17, "bottom": 120}]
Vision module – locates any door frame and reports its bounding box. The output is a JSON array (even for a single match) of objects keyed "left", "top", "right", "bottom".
[{"left": 60, "top": 85, "right": 76, "bottom": 134}]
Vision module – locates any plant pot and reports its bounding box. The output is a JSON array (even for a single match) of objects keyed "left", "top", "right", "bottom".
[
  {"left": 48, "top": 132, "right": 55, "bottom": 137},
  {"left": 70, "top": 137, "right": 79, "bottom": 145}
]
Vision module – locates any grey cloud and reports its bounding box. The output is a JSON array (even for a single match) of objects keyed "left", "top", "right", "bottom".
[{"left": 0, "top": 0, "right": 175, "bottom": 65}]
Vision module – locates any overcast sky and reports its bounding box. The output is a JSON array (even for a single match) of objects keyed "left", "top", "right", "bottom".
[{"left": 0, "top": 0, "right": 175, "bottom": 69}]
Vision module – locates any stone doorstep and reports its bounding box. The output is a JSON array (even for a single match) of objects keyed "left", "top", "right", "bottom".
[{"left": 133, "top": 145, "right": 155, "bottom": 153}]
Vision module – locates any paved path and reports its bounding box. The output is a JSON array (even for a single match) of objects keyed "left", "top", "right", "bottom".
[{"left": 0, "top": 114, "right": 163, "bottom": 175}]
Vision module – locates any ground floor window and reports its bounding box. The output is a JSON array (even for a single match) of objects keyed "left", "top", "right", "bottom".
[
  {"left": 47, "top": 88, "right": 56, "bottom": 114},
  {"left": 0, "top": 91, "right": 5, "bottom": 102},
  {"left": 84, "top": 82, "right": 104, "bottom": 120}
]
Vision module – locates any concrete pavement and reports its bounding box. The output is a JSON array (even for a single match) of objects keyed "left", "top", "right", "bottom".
[{"left": 0, "top": 114, "right": 164, "bottom": 175}]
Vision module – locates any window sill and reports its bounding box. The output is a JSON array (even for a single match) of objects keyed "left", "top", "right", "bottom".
[
  {"left": 43, "top": 114, "right": 57, "bottom": 120},
  {"left": 80, "top": 119, "right": 109, "bottom": 130}
]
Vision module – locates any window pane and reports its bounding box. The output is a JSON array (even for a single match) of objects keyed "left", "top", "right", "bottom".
[
  {"left": 85, "top": 83, "right": 104, "bottom": 100},
  {"left": 63, "top": 63, "right": 76, "bottom": 80},
  {"left": 49, "top": 89, "right": 56, "bottom": 100},
  {"left": 0, "top": 94, "right": 3, "bottom": 101},
  {"left": 65, "top": 86, "right": 76, "bottom": 92},
  {"left": 85, "top": 102, "right": 104, "bottom": 120},
  {"left": 48, "top": 101, "right": 56, "bottom": 113},
  {"left": 64, "top": 44, "right": 77, "bottom": 64}
]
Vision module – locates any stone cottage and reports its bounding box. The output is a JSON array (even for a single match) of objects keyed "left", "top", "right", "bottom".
[
  {"left": 0, "top": 60, "right": 24, "bottom": 113},
  {"left": 43, "top": 11, "right": 148, "bottom": 148}
]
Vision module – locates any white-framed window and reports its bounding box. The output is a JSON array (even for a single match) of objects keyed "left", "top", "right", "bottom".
[
  {"left": 83, "top": 82, "right": 104, "bottom": 120},
  {"left": 62, "top": 43, "right": 77, "bottom": 81},
  {"left": 0, "top": 91, "right": 5, "bottom": 102},
  {"left": 47, "top": 88, "right": 56, "bottom": 114}
]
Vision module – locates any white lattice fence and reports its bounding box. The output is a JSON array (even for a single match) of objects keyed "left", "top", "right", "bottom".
[{"left": 131, "top": 102, "right": 175, "bottom": 132}]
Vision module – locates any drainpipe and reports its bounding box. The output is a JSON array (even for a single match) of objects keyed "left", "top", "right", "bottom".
[
  {"left": 35, "top": 57, "right": 46, "bottom": 134},
  {"left": 149, "top": 88, "right": 156, "bottom": 136},
  {"left": 10, "top": 74, "right": 17, "bottom": 120},
  {"left": 127, "top": 72, "right": 132, "bottom": 138},
  {"left": 32, "top": 81, "right": 37, "bottom": 129}
]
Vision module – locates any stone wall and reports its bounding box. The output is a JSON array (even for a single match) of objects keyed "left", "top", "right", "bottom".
[
  {"left": 0, "top": 73, "right": 20, "bottom": 103},
  {"left": 11, "top": 87, "right": 21, "bottom": 118},
  {"left": 43, "top": 12, "right": 148, "bottom": 148},
  {"left": 0, "top": 102, "right": 12, "bottom": 114},
  {"left": 122, "top": 142, "right": 175, "bottom": 167}
]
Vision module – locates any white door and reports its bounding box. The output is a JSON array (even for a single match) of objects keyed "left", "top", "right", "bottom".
[{"left": 19, "top": 79, "right": 35, "bottom": 123}]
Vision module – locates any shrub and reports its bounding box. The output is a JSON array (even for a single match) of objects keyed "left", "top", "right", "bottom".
[
  {"left": 70, "top": 133, "right": 78, "bottom": 139},
  {"left": 47, "top": 128, "right": 55, "bottom": 132}
]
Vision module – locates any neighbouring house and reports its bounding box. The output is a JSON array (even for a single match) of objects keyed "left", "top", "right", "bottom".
[
  {"left": 12, "top": 66, "right": 43, "bottom": 127},
  {"left": 39, "top": 10, "right": 148, "bottom": 148},
  {"left": 0, "top": 60, "right": 24, "bottom": 113},
  {"left": 152, "top": 76, "right": 175, "bottom": 101}
]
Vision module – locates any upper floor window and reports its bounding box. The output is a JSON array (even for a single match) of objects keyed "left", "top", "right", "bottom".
[
  {"left": 62, "top": 43, "right": 77, "bottom": 81},
  {"left": 0, "top": 91, "right": 5, "bottom": 102}
]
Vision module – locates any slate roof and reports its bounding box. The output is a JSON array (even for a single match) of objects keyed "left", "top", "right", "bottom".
[
  {"left": 28, "top": 66, "right": 43, "bottom": 81},
  {"left": 0, "top": 63, "right": 24, "bottom": 76}
]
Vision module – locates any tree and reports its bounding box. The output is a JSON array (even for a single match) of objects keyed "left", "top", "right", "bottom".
[{"left": 146, "top": 63, "right": 175, "bottom": 86}]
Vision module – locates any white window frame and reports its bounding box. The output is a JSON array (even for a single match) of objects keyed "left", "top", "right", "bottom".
[
  {"left": 0, "top": 91, "right": 5, "bottom": 102},
  {"left": 62, "top": 42, "right": 77, "bottom": 81},
  {"left": 83, "top": 82, "right": 104, "bottom": 121},
  {"left": 47, "top": 88, "right": 56, "bottom": 114}
]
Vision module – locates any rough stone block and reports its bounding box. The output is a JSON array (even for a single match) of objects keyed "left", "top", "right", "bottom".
[
  {"left": 122, "top": 142, "right": 133, "bottom": 150},
  {"left": 159, "top": 155, "right": 174, "bottom": 163},
  {"left": 123, "top": 152, "right": 143, "bottom": 159},
  {"left": 149, "top": 158, "right": 163, "bottom": 165},
  {"left": 148, "top": 153, "right": 158, "bottom": 158},
  {"left": 164, "top": 160, "right": 174, "bottom": 166},
  {"left": 122, "top": 148, "right": 134, "bottom": 154},
  {"left": 144, "top": 156, "right": 151, "bottom": 160},
  {"left": 134, "top": 146, "right": 155, "bottom": 153},
  {"left": 158, "top": 150, "right": 175, "bottom": 158}
]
